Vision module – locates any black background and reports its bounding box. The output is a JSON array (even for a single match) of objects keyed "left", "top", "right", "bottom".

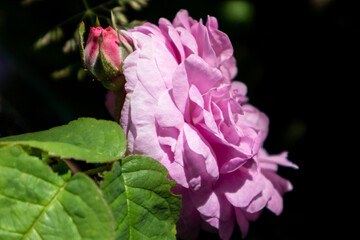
[{"left": 1, "top": 0, "right": 357, "bottom": 239}]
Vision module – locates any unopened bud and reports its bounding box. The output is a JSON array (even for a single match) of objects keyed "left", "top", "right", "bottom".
[{"left": 84, "top": 26, "right": 133, "bottom": 91}]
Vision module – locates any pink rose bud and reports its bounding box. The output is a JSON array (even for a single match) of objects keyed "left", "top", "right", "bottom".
[{"left": 84, "top": 26, "right": 132, "bottom": 91}]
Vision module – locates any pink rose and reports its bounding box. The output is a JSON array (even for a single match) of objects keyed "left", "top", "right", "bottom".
[
  {"left": 84, "top": 26, "right": 132, "bottom": 90},
  {"left": 107, "top": 10, "right": 298, "bottom": 239}
]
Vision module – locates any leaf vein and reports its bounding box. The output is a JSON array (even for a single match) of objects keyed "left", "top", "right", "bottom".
[
  {"left": 0, "top": 165, "right": 60, "bottom": 187},
  {"left": 127, "top": 198, "right": 167, "bottom": 223},
  {"left": 121, "top": 174, "right": 132, "bottom": 239},
  {"left": 57, "top": 200, "right": 82, "bottom": 238},
  {"left": 102, "top": 173, "right": 120, "bottom": 192},
  {"left": 63, "top": 189, "right": 99, "bottom": 215},
  {"left": 108, "top": 189, "right": 125, "bottom": 206},
  {"left": 126, "top": 184, "right": 173, "bottom": 208},
  {"left": 0, "top": 192, "right": 45, "bottom": 207},
  {"left": 0, "top": 227, "right": 23, "bottom": 235},
  {"left": 20, "top": 181, "right": 67, "bottom": 240},
  {"left": 33, "top": 227, "right": 44, "bottom": 240}
]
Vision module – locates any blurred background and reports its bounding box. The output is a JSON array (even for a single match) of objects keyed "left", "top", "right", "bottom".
[{"left": 0, "top": 0, "right": 357, "bottom": 239}]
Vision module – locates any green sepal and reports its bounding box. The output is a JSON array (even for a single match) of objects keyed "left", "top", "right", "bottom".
[
  {"left": 111, "top": 10, "right": 117, "bottom": 30},
  {"left": 94, "top": 33, "right": 124, "bottom": 91},
  {"left": 96, "top": 16, "right": 101, "bottom": 27},
  {"left": 77, "top": 21, "right": 86, "bottom": 65}
]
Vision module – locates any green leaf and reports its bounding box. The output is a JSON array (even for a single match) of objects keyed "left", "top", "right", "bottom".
[
  {"left": 77, "top": 22, "right": 86, "bottom": 64},
  {"left": 0, "top": 118, "right": 126, "bottom": 163},
  {"left": 0, "top": 145, "right": 115, "bottom": 240},
  {"left": 101, "top": 155, "right": 181, "bottom": 240},
  {"left": 34, "top": 27, "right": 63, "bottom": 50}
]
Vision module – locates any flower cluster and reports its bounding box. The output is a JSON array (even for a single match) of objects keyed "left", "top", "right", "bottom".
[{"left": 87, "top": 10, "right": 298, "bottom": 240}]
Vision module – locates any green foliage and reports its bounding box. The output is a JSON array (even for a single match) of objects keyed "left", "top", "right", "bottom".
[
  {"left": 0, "top": 145, "right": 115, "bottom": 240},
  {"left": 34, "top": 27, "right": 63, "bottom": 51},
  {"left": 0, "top": 118, "right": 181, "bottom": 239},
  {"left": 0, "top": 118, "right": 126, "bottom": 163},
  {"left": 101, "top": 156, "right": 181, "bottom": 240}
]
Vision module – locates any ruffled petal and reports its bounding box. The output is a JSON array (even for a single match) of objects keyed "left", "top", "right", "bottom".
[
  {"left": 172, "top": 9, "right": 194, "bottom": 30},
  {"left": 183, "top": 123, "right": 219, "bottom": 183},
  {"left": 155, "top": 89, "right": 184, "bottom": 128},
  {"left": 172, "top": 62, "right": 191, "bottom": 121},
  {"left": 190, "top": 21, "right": 217, "bottom": 67},
  {"left": 234, "top": 208, "right": 249, "bottom": 238},
  {"left": 216, "top": 167, "right": 265, "bottom": 208},
  {"left": 262, "top": 170, "right": 293, "bottom": 215},
  {"left": 245, "top": 177, "right": 273, "bottom": 213},
  {"left": 230, "top": 81, "right": 248, "bottom": 104},
  {"left": 185, "top": 54, "right": 223, "bottom": 94},
  {"left": 259, "top": 148, "right": 299, "bottom": 170},
  {"left": 177, "top": 27, "right": 198, "bottom": 57},
  {"left": 155, "top": 89, "right": 189, "bottom": 187},
  {"left": 206, "top": 16, "right": 233, "bottom": 64},
  {"left": 159, "top": 17, "right": 186, "bottom": 63},
  {"left": 217, "top": 195, "right": 235, "bottom": 240}
]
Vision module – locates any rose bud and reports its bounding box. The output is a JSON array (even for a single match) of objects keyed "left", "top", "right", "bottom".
[{"left": 84, "top": 26, "right": 132, "bottom": 91}]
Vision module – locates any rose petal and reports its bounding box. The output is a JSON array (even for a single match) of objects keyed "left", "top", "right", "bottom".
[
  {"left": 217, "top": 168, "right": 265, "bottom": 208},
  {"left": 259, "top": 148, "right": 299, "bottom": 170},
  {"left": 172, "top": 9, "right": 193, "bottom": 30},
  {"left": 191, "top": 21, "right": 217, "bottom": 67},
  {"left": 159, "top": 18, "right": 186, "bottom": 63},
  {"left": 183, "top": 123, "right": 219, "bottom": 181},
  {"left": 172, "top": 62, "right": 191, "bottom": 121},
  {"left": 234, "top": 208, "right": 249, "bottom": 238},
  {"left": 184, "top": 54, "right": 223, "bottom": 94},
  {"left": 206, "top": 16, "right": 233, "bottom": 64},
  {"left": 155, "top": 89, "right": 184, "bottom": 128},
  {"left": 177, "top": 27, "right": 198, "bottom": 57}
]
